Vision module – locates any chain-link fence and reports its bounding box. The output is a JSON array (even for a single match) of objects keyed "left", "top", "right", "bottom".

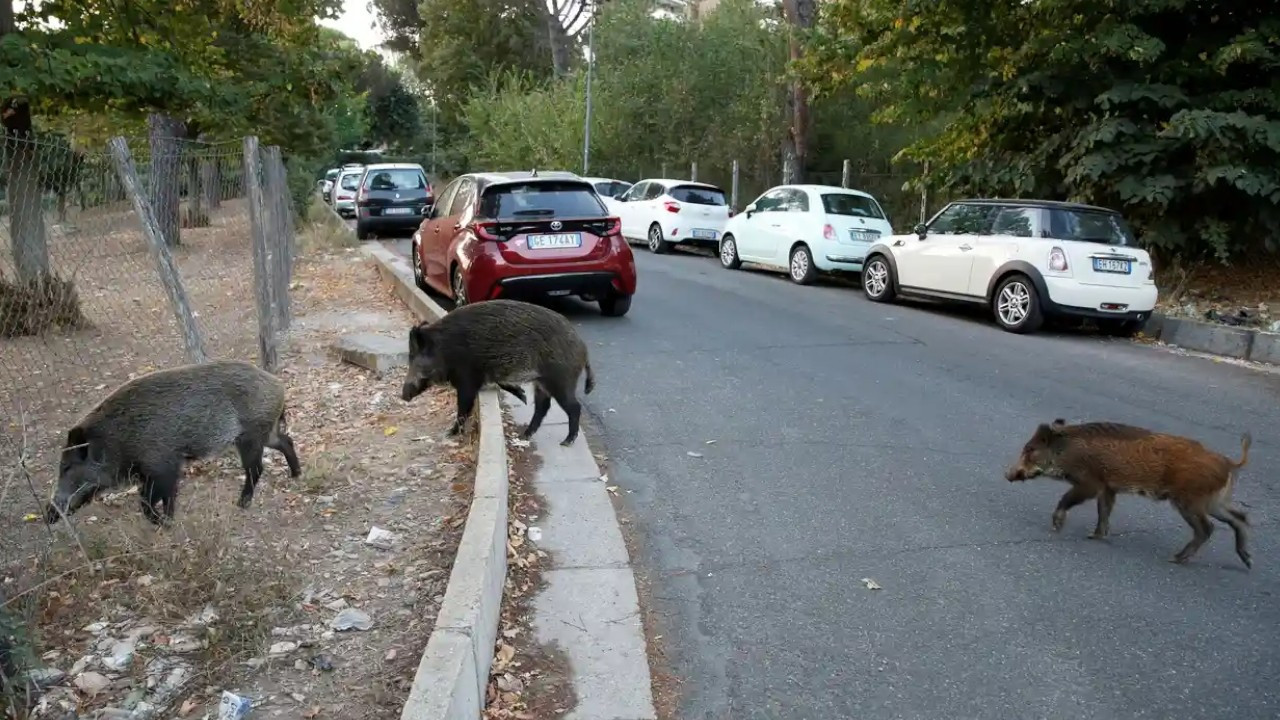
[{"left": 0, "top": 131, "right": 294, "bottom": 714}]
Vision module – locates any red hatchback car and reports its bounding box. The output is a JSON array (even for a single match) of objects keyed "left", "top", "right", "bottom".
[{"left": 411, "top": 171, "right": 638, "bottom": 317}]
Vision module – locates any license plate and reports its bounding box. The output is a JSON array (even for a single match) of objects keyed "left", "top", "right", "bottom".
[
  {"left": 1092, "top": 257, "right": 1131, "bottom": 274},
  {"left": 692, "top": 228, "right": 717, "bottom": 240},
  {"left": 384, "top": 207, "right": 413, "bottom": 215},
  {"left": 527, "top": 233, "right": 582, "bottom": 249},
  {"left": 848, "top": 229, "right": 881, "bottom": 242}
]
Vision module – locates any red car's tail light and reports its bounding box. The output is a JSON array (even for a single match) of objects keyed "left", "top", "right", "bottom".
[
  {"left": 473, "top": 221, "right": 504, "bottom": 241},
  {"left": 604, "top": 216, "right": 622, "bottom": 237},
  {"left": 663, "top": 201, "right": 681, "bottom": 213}
]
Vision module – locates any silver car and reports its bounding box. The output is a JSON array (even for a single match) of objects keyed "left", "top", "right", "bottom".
[{"left": 332, "top": 166, "right": 365, "bottom": 217}]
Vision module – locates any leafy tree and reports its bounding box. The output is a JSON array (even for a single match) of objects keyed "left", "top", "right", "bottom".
[{"left": 803, "top": 0, "right": 1280, "bottom": 261}]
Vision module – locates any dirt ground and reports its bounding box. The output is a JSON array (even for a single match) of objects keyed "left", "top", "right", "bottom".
[
  {"left": 1153, "top": 256, "right": 1280, "bottom": 331},
  {"left": 3, "top": 233, "right": 474, "bottom": 719}
]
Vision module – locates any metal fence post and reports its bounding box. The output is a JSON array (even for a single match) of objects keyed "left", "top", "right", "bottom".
[
  {"left": 262, "top": 145, "right": 292, "bottom": 331},
  {"left": 730, "top": 159, "right": 740, "bottom": 210},
  {"left": 243, "top": 136, "right": 278, "bottom": 371},
  {"left": 106, "top": 137, "right": 208, "bottom": 364},
  {"left": 841, "top": 159, "right": 851, "bottom": 189},
  {"left": 690, "top": 161, "right": 698, "bottom": 182}
]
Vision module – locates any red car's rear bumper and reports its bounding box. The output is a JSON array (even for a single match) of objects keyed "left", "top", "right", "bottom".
[{"left": 462, "top": 236, "right": 638, "bottom": 302}]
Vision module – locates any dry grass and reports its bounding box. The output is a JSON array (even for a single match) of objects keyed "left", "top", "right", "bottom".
[{"left": 2, "top": 224, "right": 473, "bottom": 719}]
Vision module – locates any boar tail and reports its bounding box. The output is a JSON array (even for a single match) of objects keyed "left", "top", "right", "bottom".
[
  {"left": 1233, "top": 431, "right": 1252, "bottom": 470},
  {"left": 584, "top": 361, "right": 595, "bottom": 395}
]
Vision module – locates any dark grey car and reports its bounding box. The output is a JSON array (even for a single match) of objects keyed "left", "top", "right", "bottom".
[{"left": 354, "top": 163, "right": 434, "bottom": 240}]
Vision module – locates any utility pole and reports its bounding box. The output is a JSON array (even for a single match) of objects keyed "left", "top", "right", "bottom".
[{"left": 582, "top": 12, "right": 595, "bottom": 176}]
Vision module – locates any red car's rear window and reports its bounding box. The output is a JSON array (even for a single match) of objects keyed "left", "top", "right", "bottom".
[{"left": 479, "top": 181, "right": 607, "bottom": 220}]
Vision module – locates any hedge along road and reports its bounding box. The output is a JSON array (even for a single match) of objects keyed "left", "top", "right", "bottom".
[{"left": 385, "top": 237, "right": 1280, "bottom": 719}]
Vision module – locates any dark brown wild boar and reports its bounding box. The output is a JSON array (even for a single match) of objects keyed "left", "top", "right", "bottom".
[
  {"left": 401, "top": 299, "right": 595, "bottom": 446},
  {"left": 1005, "top": 419, "right": 1253, "bottom": 568}
]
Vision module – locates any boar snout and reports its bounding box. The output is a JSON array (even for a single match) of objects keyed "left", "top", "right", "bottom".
[
  {"left": 402, "top": 378, "right": 428, "bottom": 402},
  {"left": 43, "top": 482, "right": 97, "bottom": 525}
]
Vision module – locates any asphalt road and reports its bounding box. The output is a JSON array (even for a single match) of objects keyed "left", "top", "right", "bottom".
[{"left": 382, "top": 233, "right": 1280, "bottom": 720}]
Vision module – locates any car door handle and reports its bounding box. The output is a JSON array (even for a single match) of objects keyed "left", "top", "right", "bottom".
[{"left": 959, "top": 244, "right": 973, "bottom": 251}]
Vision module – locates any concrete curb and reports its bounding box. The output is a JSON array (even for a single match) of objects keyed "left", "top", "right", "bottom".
[
  {"left": 1143, "top": 312, "right": 1280, "bottom": 366},
  {"left": 361, "top": 242, "right": 509, "bottom": 720}
]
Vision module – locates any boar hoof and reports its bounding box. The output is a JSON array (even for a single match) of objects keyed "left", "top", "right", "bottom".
[
  {"left": 1239, "top": 552, "right": 1253, "bottom": 570},
  {"left": 1050, "top": 512, "right": 1066, "bottom": 532},
  {"left": 447, "top": 422, "right": 464, "bottom": 436},
  {"left": 520, "top": 424, "right": 536, "bottom": 439},
  {"left": 237, "top": 493, "right": 254, "bottom": 509},
  {"left": 1088, "top": 529, "right": 1108, "bottom": 540},
  {"left": 1170, "top": 554, "right": 1191, "bottom": 565}
]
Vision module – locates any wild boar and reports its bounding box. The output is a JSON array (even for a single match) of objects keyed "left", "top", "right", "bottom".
[
  {"left": 401, "top": 299, "right": 595, "bottom": 446},
  {"left": 43, "top": 360, "right": 302, "bottom": 526},
  {"left": 1005, "top": 418, "right": 1253, "bottom": 568}
]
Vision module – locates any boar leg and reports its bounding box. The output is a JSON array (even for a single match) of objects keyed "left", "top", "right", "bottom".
[
  {"left": 138, "top": 462, "right": 179, "bottom": 525},
  {"left": 235, "top": 434, "right": 267, "bottom": 509},
  {"left": 1208, "top": 504, "right": 1252, "bottom": 569},
  {"left": 1090, "top": 487, "right": 1117, "bottom": 539},
  {"left": 450, "top": 375, "right": 481, "bottom": 436},
  {"left": 1171, "top": 502, "right": 1214, "bottom": 565},
  {"left": 543, "top": 376, "right": 582, "bottom": 446},
  {"left": 1051, "top": 484, "right": 1097, "bottom": 532},
  {"left": 522, "top": 384, "right": 553, "bottom": 440},
  {"left": 268, "top": 431, "right": 302, "bottom": 478}
]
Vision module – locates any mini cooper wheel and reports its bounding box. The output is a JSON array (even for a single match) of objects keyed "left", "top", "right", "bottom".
[
  {"left": 993, "top": 274, "right": 1044, "bottom": 334},
  {"left": 647, "top": 223, "right": 669, "bottom": 254},
  {"left": 862, "top": 255, "right": 896, "bottom": 302},
  {"left": 720, "top": 235, "right": 742, "bottom": 269}
]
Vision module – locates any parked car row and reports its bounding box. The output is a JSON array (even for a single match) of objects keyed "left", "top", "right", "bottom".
[
  {"left": 591, "top": 174, "right": 1157, "bottom": 336},
  {"left": 318, "top": 162, "right": 437, "bottom": 239}
]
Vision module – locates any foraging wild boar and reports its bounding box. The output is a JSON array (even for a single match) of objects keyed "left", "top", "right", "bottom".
[
  {"left": 43, "top": 360, "right": 302, "bottom": 526},
  {"left": 401, "top": 299, "right": 595, "bottom": 446},
  {"left": 1006, "top": 418, "right": 1253, "bottom": 568}
]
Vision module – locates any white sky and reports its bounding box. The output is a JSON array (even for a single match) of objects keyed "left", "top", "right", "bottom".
[{"left": 319, "top": 0, "right": 389, "bottom": 52}]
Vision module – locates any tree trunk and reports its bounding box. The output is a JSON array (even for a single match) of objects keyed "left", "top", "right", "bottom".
[
  {"left": 2, "top": 97, "right": 51, "bottom": 281},
  {"left": 780, "top": 0, "right": 815, "bottom": 184},
  {"left": 184, "top": 129, "right": 209, "bottom": 227},
  {"left": 147, "top": 112, "right": 185, "bottom": 246},
  {"left": 546, "top": 13, "right": 573, "bottom": 77},
  {"left": 202, "top": 154, "right": 221, "bottom": 209}
]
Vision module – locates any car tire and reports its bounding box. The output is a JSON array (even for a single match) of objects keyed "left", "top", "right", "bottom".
[
  {"left": 719, "top": 234, "right": 742, "bottom": 269},
  {"left": 993, "top": 273, "right": 1045, "bottom": 334},
  {"left": 600, "top": 293, "right": 632, "bottom": 317},
  {"left": 1098, "top": 318, "right": 1146, "bottom": 338},
  {"left": 647, "top": 223, "right": 669, "bottom": 254},
  {"left": 862, "top": 254, "right": 897, "bottom": 303},
  {"left": 789, "top": 244, "right": 818, "bottom": 285},
  {"left": 411, "top": 238, "right": 428, "bottom": 292},
  {"left": 355, "top": 223, "right": 371, "bottom": 241},
  {"left": 451, "top": 264, "right": 469, "bottom": 307}
]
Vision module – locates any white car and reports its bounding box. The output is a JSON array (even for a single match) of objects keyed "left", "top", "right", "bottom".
[
  {"left": 331, "top": 166, "right": 365, "bottom": 218},
  {"left": 860, "top": 198, "right": 1158, "bottom": 335},
  {"left": 582, "top": 176, "right": 633, "bottom": 200},
  {"left": 717, "top": 184, "right": 894, "bottom": 284},
  {"left": 604, "top": 178, "right": 732, "bottom": 254}
]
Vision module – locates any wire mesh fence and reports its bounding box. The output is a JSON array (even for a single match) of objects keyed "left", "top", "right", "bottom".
[{"left": 0, "top": 131, "right": 294, "bottom": 714}]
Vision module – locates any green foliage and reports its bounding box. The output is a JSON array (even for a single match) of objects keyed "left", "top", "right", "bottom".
[{"left": 804, "top": 0, "right": 1280, "bottom": 261}]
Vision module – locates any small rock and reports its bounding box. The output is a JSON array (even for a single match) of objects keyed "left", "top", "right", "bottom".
[
  {"left": 96, "top": 707, "right": 134, "bottom": 719},
  {"left": 384, "top": 649, "right": 397, "bottom": 662},
  {"left": 69, "top": 655, "right": 94, "bottom": 676},
  {"left": 73, "top": 671, "right": 111, "bottom": 696},
  {"left": 135, "top": 575, "right": 155, "bottom": 587},
  {"left": 320, "top": 631, "right": 335, "bottom": 641},
  {"left": 527, "top": 527, "right": 542, "bottom": 542},
  {"left": 496, "top": 673, "right": 524, "bottom": 693},
  {"left": 27, "top": 667, "right": 66, "bottom": 687},
  {"left": 317, "top": 495, "right": 336, "bottom": 505},
  {"left": 102, "top": 639, "right": 137, "bottom": 671},
  {"left": 83, "top": 622, "right": 109, "bottom": 635},
  {"left": 330, "top": 608, "right": 372, "bottom": 632},
  {"left": 291, "top": 693, "right": 306, "bottom": 703},
  {"left": 365, "top": 527, "right": 396, "bottom": 549},
  {"left": 309, "top": 654, "right": 335, "bottom": 672},
  {"left": 244, "top": 658, "right": 266, "bottom": 669},
  {"left": 323, "top": 599, "right": 348, "bottom": 611},
  {"left": 268, "top": 641, "right": 298, "bottom": 656}
]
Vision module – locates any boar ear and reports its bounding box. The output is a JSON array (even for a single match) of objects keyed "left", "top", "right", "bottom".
[
  {"left": 1032, "top": 423, "right": 1056, "bottom": 442},
  {"left": 1050, "top": 418, "right": 1067, "bottom": 428},
  {"left": 63, "top": 427, "right": 103, "bottom": 463},
  {"left": 408, "top": 324, "right": 435, "bottom": 355}
]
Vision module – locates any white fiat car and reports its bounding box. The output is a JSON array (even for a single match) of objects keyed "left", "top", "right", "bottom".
[
  {"left": 718, "top": 184, "right": 894, "bottom": 284},
  {"left": 860, "top": 198, "right": 1158, "bottom": 335},
  {"left": 603, "top": 178, "right": 732, "bottom": 254}
]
